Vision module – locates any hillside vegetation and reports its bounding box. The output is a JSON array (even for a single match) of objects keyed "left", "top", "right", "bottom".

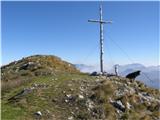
[
  {"left": 1, "top": 55, "right": 160, "bottom": 120},
  {"left": 1, "top": 55, "right": 79, "bottom": 92}
]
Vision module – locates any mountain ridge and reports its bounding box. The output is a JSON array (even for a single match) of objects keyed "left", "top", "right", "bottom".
[{"left": 1, "top": 55, "right": 160, "bottom": 120}]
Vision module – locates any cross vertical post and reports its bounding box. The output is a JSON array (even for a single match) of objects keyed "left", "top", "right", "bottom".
[
  {"left": 100, "top": 5, "right": 104, "bottom": 73},
  {"left": 88, "top": 5, "right": 112, "bottom": 74}
]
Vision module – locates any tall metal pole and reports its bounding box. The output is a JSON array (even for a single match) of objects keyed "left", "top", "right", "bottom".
[
  {"left": 88, "top": 5, "right": 112, "bottom": 74},
  {"left": 100, "top": 5, "right": 104, "bottom": 73}
]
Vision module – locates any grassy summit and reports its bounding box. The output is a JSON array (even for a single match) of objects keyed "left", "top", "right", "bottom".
[
  {"left": 1, "top": 55, "right": 160, "bottom": 120},
  {"left": 1, "top": 55, "right": 79, "bottom": 92}
]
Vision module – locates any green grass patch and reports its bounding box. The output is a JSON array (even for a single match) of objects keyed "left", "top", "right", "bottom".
[{"left": 1, "top": 101, "right": 27, "bottom": 120}]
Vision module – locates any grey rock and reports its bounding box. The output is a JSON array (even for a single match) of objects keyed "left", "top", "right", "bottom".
[
  {"left": 78, "top": 94, "right": 84, "bottom": 99},
  {"left": 110, "top": 99, "right": 125, "bottom": 112},
  {"left": 8, "top": 88, "right": 33, "bottom": 101},
  {"left": 34, "top": 111, "right": 42, "bottom": 119},
  {"left": 126, "top": 102, "right": 132, "bottom": 109},
  {"left": 90, "top": 71, "right": 100, "bottom": 76},
  {"left": 35, "top": 111, "right": 42, "bottom": 116},
  {"left": 65, "top": 94, "right": 76, "bottom": 103},
  {"left": 68, "top": 116, "right": 74, "bottom": 120}
]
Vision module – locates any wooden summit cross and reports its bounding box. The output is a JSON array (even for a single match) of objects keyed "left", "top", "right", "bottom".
[{"left": 88, "top": 5, "right": 112, "bottom": 74}]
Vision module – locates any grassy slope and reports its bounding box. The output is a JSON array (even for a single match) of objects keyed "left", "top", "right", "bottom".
[
  {"left": 2, "top": 73, "right": 91, "bottom": 120},
  {"left": 2, "top": 73, "right": 160, "bottom": 120}
]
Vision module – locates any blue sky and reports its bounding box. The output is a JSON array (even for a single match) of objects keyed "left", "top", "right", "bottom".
[{"left": 2, "top": 1, "right": 159, "bottom": 67}]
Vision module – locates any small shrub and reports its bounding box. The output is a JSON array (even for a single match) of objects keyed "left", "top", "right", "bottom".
[
  {"left": 104, "top": 103, "right": 116, "bottom": 120},
  {"left": 121, "top": 113, "right": 129, "bottom": 119},
  {"left": 2, "top": 79, "right": 32, "bottom": 93}
]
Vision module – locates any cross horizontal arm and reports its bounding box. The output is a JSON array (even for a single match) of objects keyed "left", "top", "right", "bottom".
[
  {"left": 103, "top": 21, "right": 113, "bottom": 24},
  {"left": 88, "top": 19, "right": 101, "bottom": 23},
  {"left": 88, "top": 19, "right": 112, "bottom": 24}
]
